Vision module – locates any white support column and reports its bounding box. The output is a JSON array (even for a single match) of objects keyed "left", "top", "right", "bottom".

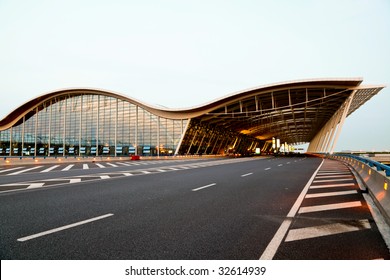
[
  {"left": 187, "top": 129, "right": 198, "bottom": 155},
  {"left": 196, "top": 133, "right": 206, "bottom": 154},
  {"left": 308, "top": 131, "right": 320, "bottom": 152},
  {"left": 313, "top": 128, "right": 325, "bottom": 152},
  {"left": 318, "top": 111, "right": 338, "bottom": 153},
  {"left": 174, "top": 119, "right": 190, "bottom": 156},
  {"left": 48, "top": 100, "right": 52, "bottom": 157},
  {"left": 135, "top": 105, "right": 138, "bottom": 155},
  {"left": 204, "top": 130, "right": 216, "bottom": 154},
  {"left": 21, "top": 116, "right": 25, "bottom": 157},
  {"left": 114, "top": 98, "right": 118, "bottom": 157},
  {"left": 329, "top": 90, "right": 357, "bottom": 154},
  {"left": 314, "top": 129, "right": 326, "bottom": 152},
  {"left": 34, "top": 107, "right": 38, "bottom": 157},
  {"left": 96, "top": 96, "right": 100, "bottom": 156},
  {"left": 210, "top": 134, "right": 221, "bottom": 154},
  {"left": 63, "top": 99, "right": 67, "bottom": 157},
  {"left": 79, "top": 96, "right": 83, "bottom": 157},
  {"left": 324, "top": 108, "right": 344, "bottom": 153},
  {"left": 157, "top": 117, "right": 160, "bottom": 157},
  {"left": 319, "top": 131, "right": 329, "bottom": 153},
  {"left": 9, "top": 126, "right": 12, "bottom": 156}
]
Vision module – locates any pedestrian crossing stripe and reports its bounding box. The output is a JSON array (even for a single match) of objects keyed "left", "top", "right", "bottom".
[
  {"left": 298, "top": 201, "right": 362, "bottom": 214},
  {"left": 62, "top": 164, "right": 74, "bottom": 171},
  {"left": 285, "top": 219, "right": 371, "bottom": 242},
  {"left": 305, "top": 190, "right": 357, "bottom": 198}
]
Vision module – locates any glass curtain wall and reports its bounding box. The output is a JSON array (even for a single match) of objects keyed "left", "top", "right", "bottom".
[{"left": 0, "top": 93, "right": 187, "bottom": 157}]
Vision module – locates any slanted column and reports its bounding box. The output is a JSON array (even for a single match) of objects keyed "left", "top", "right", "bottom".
[{"left": 329, "top": 90, "right": 357, "bottom": 154}]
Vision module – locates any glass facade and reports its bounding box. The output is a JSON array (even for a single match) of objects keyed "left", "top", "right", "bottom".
[{"left": 0, "top": 93, "right": 187, "bottom": 157}]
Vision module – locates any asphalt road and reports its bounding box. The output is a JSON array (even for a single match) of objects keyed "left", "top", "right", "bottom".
[{"left": 1, "top": 156, "right": 389, "bottom": 259}]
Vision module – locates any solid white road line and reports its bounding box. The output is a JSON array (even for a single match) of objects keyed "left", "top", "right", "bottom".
[
  {"left": 305, "top": 190, "right": 358, "bottom": 198},
  {"left": 83, "top": 164, "right": 89, "bottom": 170},
  {"left": 310, "top": 183, "right": 355, "bottom": 189},
  {"left": 62, "top": 164, "right": 74, "bottom": 171},
  {"left": 241, "top": 173, "right": 253, "bottom": 177},
  {"left": 260, "top": 159, "right": 324, "bottom": 260},
  {"left": 17, "top": 213, "right": 114, "bottom": 242},
  {"left": 41, "top": 165, "right": 60, "bottom": 173},
  {"left": 192, "top": 183, "right": 217, "bottom": 192},
  {"left": 298, "top": 201, "right": 362, "bottom": 214},
  {"left": 8, "top": 166, "right": 43, "bottom": 175},
  {"left": 285, "top": 219, "right": 371, "bottom": 242},
  {"left": 260, "top": 219, "right": 293, "bottom": 259}
]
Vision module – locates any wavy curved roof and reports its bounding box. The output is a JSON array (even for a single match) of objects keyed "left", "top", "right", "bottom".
[{"left": 0, "top": 78, "right": 384, "bottom": 144}]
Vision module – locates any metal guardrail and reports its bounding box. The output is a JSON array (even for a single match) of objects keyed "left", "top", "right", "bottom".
[{"left": 336, "top": 154, "right": 390, "bottom": 176}]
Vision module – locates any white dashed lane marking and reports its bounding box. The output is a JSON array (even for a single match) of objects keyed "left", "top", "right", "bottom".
[
  {"left": 17, "top": 213, "right": 114, "bottom": 242},
  {"left": 192, "top": 183, "right": 217, "bottom": 192}
]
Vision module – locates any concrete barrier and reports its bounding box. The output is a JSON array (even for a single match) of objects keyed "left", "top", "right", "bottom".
[{"left": 333, "top": 155, "right": 390, "bottom": 226}]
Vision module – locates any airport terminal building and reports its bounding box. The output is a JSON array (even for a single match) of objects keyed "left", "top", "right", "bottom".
[{"left": 0, "top": 78, "right": 384, "bottom": 157}]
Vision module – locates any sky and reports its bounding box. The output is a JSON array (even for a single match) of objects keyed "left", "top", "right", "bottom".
[{"left": 0, "top": 0, "right": 389, "bottom": 152}]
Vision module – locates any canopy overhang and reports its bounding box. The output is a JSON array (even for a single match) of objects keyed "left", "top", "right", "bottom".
[{"left": 0, "top": 78, "right": 384, "bottom": 153}]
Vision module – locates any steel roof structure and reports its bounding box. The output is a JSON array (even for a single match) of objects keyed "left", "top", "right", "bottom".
[{"left": 0, "top": 78, "right": 384, "bottom": 154}]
